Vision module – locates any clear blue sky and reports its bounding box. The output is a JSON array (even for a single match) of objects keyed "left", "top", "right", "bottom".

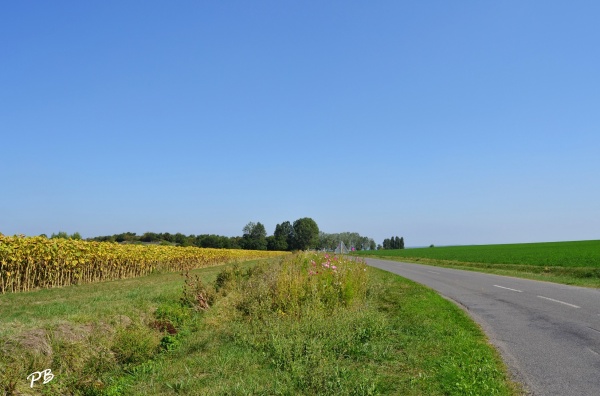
[{"left": 2, "top": 1, "right": 599, "bottom": 247}]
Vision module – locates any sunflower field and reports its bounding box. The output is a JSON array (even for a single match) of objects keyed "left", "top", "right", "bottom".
[{"left": 0, "top": 235, "right": 287, "bottom": 293}]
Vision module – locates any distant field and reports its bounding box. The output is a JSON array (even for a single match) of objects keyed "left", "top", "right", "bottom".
[{"left": 356, "top": 240, "right": 600, "bottom": 267}]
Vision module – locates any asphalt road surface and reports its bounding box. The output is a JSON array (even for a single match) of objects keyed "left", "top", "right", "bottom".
[{"left": 364, "top": 258, "right": 600, "bottom": 396}]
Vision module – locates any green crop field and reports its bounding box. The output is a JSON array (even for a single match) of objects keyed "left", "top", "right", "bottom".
[
  {"left": 355, "top": 240, "right": 600, "bottom": 287},
  {"left": 357, "top": 240, "right": 600, "bottom": 267}
]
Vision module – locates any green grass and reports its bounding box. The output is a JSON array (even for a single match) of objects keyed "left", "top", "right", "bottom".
[
  {"left": 0, "top": 255, "right": 521, "bottom": 395},
  {"left": 0, "top": 265, "right": 222, "bottom": 339},
  {"left": 355, "top": 240, "right": 600, "bottom": 287},
  {"left": 0, "top": 263, "right": 235, "bottom": 395}
]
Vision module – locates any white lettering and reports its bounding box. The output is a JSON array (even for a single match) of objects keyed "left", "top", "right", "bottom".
[{"left": 27, "top": 369, "right": 54, "bottom": 388}]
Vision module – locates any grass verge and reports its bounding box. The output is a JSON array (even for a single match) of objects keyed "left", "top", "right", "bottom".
[{"left": 1, "top": 254, "right": 521, "bottom": 395}]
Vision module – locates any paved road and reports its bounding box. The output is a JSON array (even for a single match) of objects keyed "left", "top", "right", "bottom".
[{"left": 364, "top": 258, "right": 600, "bottom": 396}]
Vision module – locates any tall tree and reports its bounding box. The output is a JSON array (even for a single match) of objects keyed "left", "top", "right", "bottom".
[
  {"left": 242, "top": 221, "right": 268, "bottom": 250},
  {"left": 271, "top": 221, "right": 293, "bottom": 251},
  {"left": 290, "top": 217, "right": 319, "bottom": 250},
  {"left": 369, "top": 239, "right": 376, "bottom": 251}
]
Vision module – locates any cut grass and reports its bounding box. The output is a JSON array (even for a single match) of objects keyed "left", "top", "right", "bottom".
[
  {"left": 0, "top": 264, "right": 224, "bottom": 339},
  {"left": 0, "top": 256, "right": 521, "bottom": 395},
  {"left": 355, "top": 240, "right": 600, "bottom": 287}
]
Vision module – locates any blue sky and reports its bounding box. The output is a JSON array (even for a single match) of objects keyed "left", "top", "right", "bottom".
[{"left": 2, "top": 1, "right": 599, "bottom": 247}]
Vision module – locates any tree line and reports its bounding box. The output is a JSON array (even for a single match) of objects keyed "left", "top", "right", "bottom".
[
  {"left": 86, "top": 217, "right": 322, "bottom": 252},
  {"left": 242, "top": 217, "right": 320, "bottom": 251},
  {"left": 89, "top": 231, "right": 242, "bottom": 249},
  {"left": 382, "top": 236, "right": 404, "bottom": 250},
  {"left": 318, "top": 232, "right": 376, "bottom": 251},
  {"left": 50, "top": 220, "right": 401, "bottom": 252}
]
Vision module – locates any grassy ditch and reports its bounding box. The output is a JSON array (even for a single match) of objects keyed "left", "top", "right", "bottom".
[
  {"left": 1, "top": 254, "right": 520, "bottom": 395},
  {"left": 0, "top": 262, "right": 231, "bottom": 395},
  {"left": 355, "top": 240, "right": 600, "bottom": 288}
]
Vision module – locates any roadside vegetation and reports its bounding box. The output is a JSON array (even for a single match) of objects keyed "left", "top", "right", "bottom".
[
  {"left": 0, "top": 254, "right": 519, "bottom": 395},
  {"left": 355, "top": 240, "right": 600, "bottom": 287}
]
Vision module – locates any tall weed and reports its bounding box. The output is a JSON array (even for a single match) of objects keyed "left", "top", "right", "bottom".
[
  {"left": 200, "top": 253, "right": 381, "bottom": 394},
  {"left": 223, "top": 253, "right": 369, "bottom": 319}
]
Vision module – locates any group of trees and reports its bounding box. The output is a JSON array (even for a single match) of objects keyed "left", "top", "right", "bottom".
[
  {"left": 48, "top": 231, "right": 82, "bottom": 240},
  {"left": 90, "top": 232, "right": 242, "bottom": 249},
  {"left": 382, "top": 236, "right": 405, "bottom": 250},
  {"left": 241, "top": 217, "right": 320, "bottom": 251},
  {"left": 318, "top": 232, "right": 376, "bottom": 251}
]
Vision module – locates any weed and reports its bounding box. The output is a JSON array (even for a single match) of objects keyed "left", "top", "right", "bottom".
[
  {"left": 181, "top": 270, "right": 214, "bottom": 310},
  {"left": 111, "top": 326, "right": 160, "bottom": 366},
  {"left": 154, "top": 303, "right": 190, "bottom": 328}
]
